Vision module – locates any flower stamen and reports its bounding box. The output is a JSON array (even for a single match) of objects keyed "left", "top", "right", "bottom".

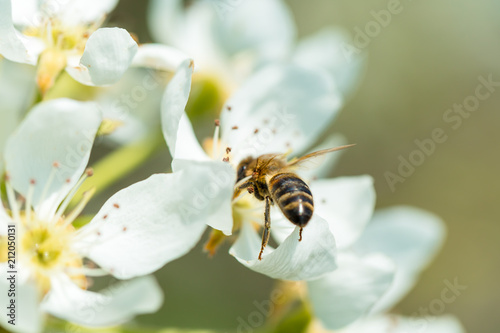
[
  {"left": 5, "top": 175, "right": 21, "bottom": 224},
  {"left": 53, "top": 168, "right": 94, "bottom": 224},
  {"left": 25, "top": 179, "right": 36, "bottom": 224},
  {"left": 213, "top": 119, "right": 221, "bottom": 159},
  {"left": 38, "top": 161, "right": 60, "bottom": 208},
  {"left": 63, "top": 187, "right": 96, "bottom": 227}
]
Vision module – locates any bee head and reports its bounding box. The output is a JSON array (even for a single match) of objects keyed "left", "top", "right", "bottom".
[{"left": 236, "top": 156, "right": 255, "bottom": 183}]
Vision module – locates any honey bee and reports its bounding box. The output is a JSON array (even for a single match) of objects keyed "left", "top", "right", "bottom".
[{"left": 233, "top": 144, "right": 355, "bottom": 260}]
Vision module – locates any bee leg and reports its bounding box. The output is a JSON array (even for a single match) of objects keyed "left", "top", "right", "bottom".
[
  {"left": 299, "top": 227, "right": 303, "bottom": 241},
  {"left": 258, "top": 196, "right": 272, "bottom": 260}
]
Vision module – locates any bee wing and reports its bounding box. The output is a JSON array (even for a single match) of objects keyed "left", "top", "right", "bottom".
[
  {"left": 256, "top": 153, "right": 289, "bottom": 172},
  {"left": 286, "top": 144, "right": 356, "bottom": 170}
]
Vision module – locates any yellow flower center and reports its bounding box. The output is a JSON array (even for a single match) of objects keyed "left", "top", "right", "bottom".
[
  {"left": 22, "top": 223, "right": 69, "bottom": 269},
  {"left": 24, "top": 19, "right": 94, "bottom": 53},
  {"left": 24, "top": 18, "right": 100, "bottom": 94},
  {"left": 18, "top": 218, "right": 85, "bottom": 293},
  {"left": 1, "top": 167, "right": 96, "bottom": 294}
]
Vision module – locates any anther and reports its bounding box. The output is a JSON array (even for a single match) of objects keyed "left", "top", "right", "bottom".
[
  {"left": 38, "top": 161, "right": 61, "bottom": 208},
  {"left": 113, "top": 203, "right": 120, "bottom": 209},
  {"left": 226, "top": 105, "right": 232, "bottom": 111},
  {"left": 25, "top": 179, "right": 37, "bottom": 223},
  {"left": 232, "top": 126, "right": 239, "bottom": 130},
  {"left": 212, "top": 119, "right": 221, "bottom": 159},
  {"left": 254, "top": 129, "right": 259, "bottom": 134},
  {"left": 222, "top": 157, "right": 229, "bottom": 162},
  {"left": 226, "top": 147, "right": 232, "bottom": 154},
  {"left": 85, "top": 168, "right": 94, "bottom": 177}
]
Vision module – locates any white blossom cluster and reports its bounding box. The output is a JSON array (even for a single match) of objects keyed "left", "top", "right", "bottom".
[{"left": 0, "top": 0, "right": 464, "bottom": 332}]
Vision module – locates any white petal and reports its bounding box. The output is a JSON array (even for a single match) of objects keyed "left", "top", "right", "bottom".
[
  {"left": 66, "top": 28, "right": 138, "bottom": 86},
  {"left": 147, "top": 0, "right": 221, "bottom": 72},
  {"left": 147, "top": 0, "right": 188, "bottom": 46},
  {"left": 307, "top": 253, "right": 395, "bottom": 330},
  {"left": 80, "top": 164, "right": 234, "bottom": 279},
  {"left": 267, "top": 211, "right": 296, "bottom": 245},
  {"left": 171, "top": 159, "right": 236, "bottom": 235},
  {"left": 10, "top": 0, "right": 39, "bottom": 27},
  {"left": 132, "top": 43, "right": 190, "bottom": 72},
  {"left": 0, "top": 270, "right": 43, "bottom": 333},
  {"left": 352, "top": 206, "right": 447, "bottom": 313},
  {"left": 394, "top": 315, "right": 466, "bottom": 333},
  {"left": 341, "top": 315, "right": 465, "bottom": 333},
  {"left": 230, "top": 215, "right": 337, "bottom": 281},
  {"left": 210, "top": 0, "right": 296, "bottom": 64},
  {"left": 4, "top": 98, "right": 102, "bottom": 221},
  {"left": 0, "top": 60, "right": 37, "bottom": 173},
  {"left": 96, "top": 66, "right": 166, "bottom": 145},
  {"left": 297, "top": 133, "right": 348, "bottom": 180},
  {"left": 293, "top": 27, "right": 366, "bottom": 98},
  {"left": 310, "top": 176, "right": 375, "bottom": 249},
  {"left": 0, "top": 203, "right": 12, "bottom": 234},
  {"left": 161, "top": 59, "right": 210, "bottom": 163},
  {"left": 0, "top": 0, "right": 43, "bottom": 64},
  {"left": 42, "top": 274, "right": 162, "bottom": 327},
  {"left": 220, "top": 65, "right": 343, "bottom": 162},
  {"left": 50, "top": 0, "right": 118, "bottom": 26}
]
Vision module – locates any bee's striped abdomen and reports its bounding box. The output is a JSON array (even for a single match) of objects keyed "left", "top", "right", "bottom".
[{"left": 269, "top": 173, "right": 314, "bottom": 227}]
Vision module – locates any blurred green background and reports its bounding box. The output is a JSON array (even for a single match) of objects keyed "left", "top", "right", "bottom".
[{"left": 91, "top": 0, "right": 500, "bottom": 332}]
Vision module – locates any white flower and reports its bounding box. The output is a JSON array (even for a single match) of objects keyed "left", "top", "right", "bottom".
[
  {"left": 0, "top": 0, "right": 138, "bottom": 92},
  {"left": 302, "top": 206, "right": 453, "bottom": 330},
  {"left": 161, "top": 59, "right": 458, "bottom": 328},
  {"left": 148, "top": 0, "right": 363, "bottom": 96},
  {"left": 308, "top": 314, "right": 466, "bottom": 333},
  {"left": 159, "top": 58, "right": 359, "bottom": 281},
  {"left": 98, "top": 0, "right": 364, "bottom": 146},
  {"left": 0, "top": 98, "right": 230, "bottom": 332}
]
